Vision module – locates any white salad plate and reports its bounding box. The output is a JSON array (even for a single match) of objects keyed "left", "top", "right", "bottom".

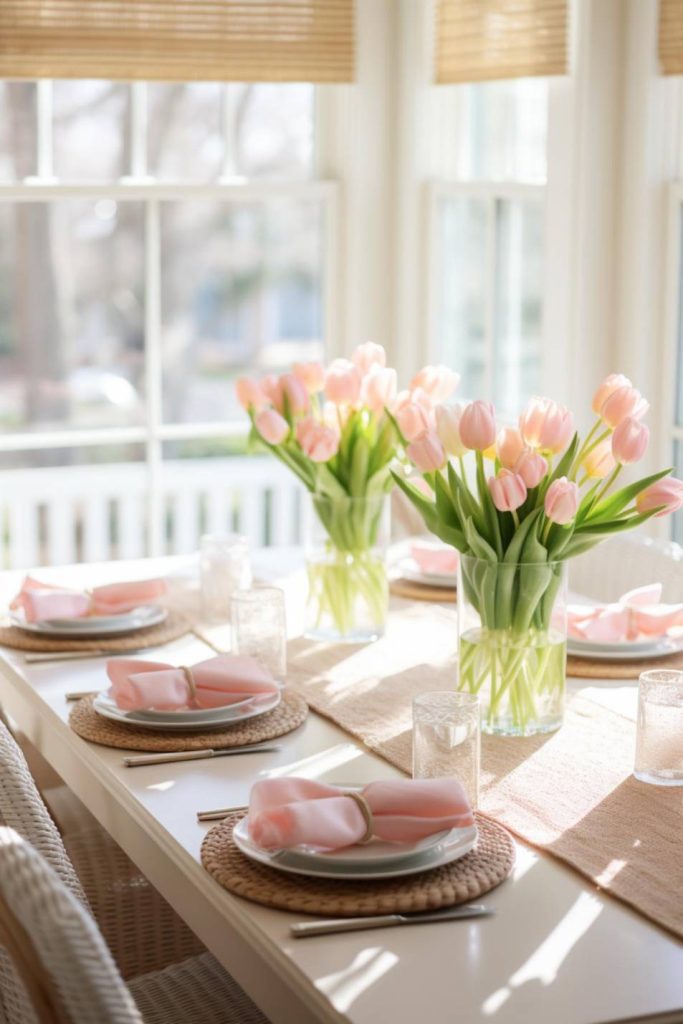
[
  {"left": 567, "top": 635, "right": 683, "bottom": 662},
  {"left": 396, "top": 557, "right": 458, "bottom": 589},
  {"left": 232, "top": 813, "right": 478, "bottom": 880},
  {"left": 10, "top": 604, "right": 167, "bottom": 639},
  {"left": 92, "top": 689, "right": 282, "bottom": 732}
]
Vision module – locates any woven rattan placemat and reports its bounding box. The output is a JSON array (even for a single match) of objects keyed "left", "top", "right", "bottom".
[
  {"left": 201, "top": 811, "right": 514, "bottom": 917},
  {"left": 567, "top": 648, "right": 683, "bottom": 679},
  {"left": 69, "top": 690, "right": 308, "bottom": 752},
  {"left": 0, "top": 610, "right": 191, "bottom": 653},
  {"left": 389, "top": 578, "right": 457, "bottom": 603}
]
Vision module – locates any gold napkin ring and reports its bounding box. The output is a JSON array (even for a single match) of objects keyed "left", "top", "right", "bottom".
[
  {"left": 180, "top": 666, "right": 197, "bottom": 705},
  {"left": 344, "top": 791, "right": 373, "bottom": 844}
]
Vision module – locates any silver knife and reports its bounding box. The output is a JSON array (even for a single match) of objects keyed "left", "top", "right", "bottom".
[
  {"left": 290, "top": 904, "right": 492, "bottom": 938},
  {"left": 123, "top": 743, "right": 281, "bottom": 767}
]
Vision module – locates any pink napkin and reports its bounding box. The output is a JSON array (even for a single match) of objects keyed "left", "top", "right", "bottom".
[
  {"left": 11, "top": 575, "right": 167, "bottom": 623},
  {"left": 410, "top": 543, "right": 459, "bottom": 575},
  {"left": 248, "top": 776, "right": 474, "bottom": 852},
  {"left": 107, "top": 653, "right": 278, "bottom": 712},
  {"left": 568, "top": 584, "right": 683, "bottom": 643}
]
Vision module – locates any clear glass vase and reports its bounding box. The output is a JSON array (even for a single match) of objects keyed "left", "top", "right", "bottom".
[
  {"left": 457, "top": 554, "right": 567, "bottom": 736},
  {"left": 305, "top": 493, "right": 389, "bottom": 644}
]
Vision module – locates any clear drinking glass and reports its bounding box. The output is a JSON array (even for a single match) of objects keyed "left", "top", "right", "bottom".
[
  {"left": 412, "top": 691, "right": 481, "bottom": 808},
  {"left": 231, "top": 587, "right": 287, "bottom": 683},
  {"left": 199, "top": 534, "right": 251, "bottom": 622},
  {"left": 634, "top": 670, "right": 683, "bottom": 787}
]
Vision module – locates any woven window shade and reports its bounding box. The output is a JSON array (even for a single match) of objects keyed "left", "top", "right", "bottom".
[
  {"left": 0, "top": 0, "right": 354, "bottom": 83},
  {"left": 660, "top": 0, "right": 683, "bottom": 75},
  {"left": 435, "top": 0, "right": 567, "bottom": 84}
]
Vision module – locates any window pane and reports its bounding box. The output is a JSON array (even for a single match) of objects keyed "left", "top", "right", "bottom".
[
  {"left": 0, "top": 83, "right": 37, "bottom": 180},
  {"left": 148, "top": 84, "right": 223, "bottom": 181},
  {"left": 674, "top": 440, "right": 683, "bottom": 544},
  {"left": 450, "top": 79, "right": 548, "bottom": 183},
  {"left": 493, "top": 198, "right": 544, "bottom": 418},
  {"left": 675, "top": 209, "right": 683, "bottom": 425},
  {"left": 53, "top": 80, "right": 128, "bottom": 181},
  {"left": 436, "top": 196, "right": 488, "bottom": 399},
  {"left": 0, "top": 200, "right": 145, "bottom": 433},
  {"left": 160, "top": 199, "right": 324, "bottom": 424},
  {"left": 232, "top": 84, "right": 314, "bottom": 179}
]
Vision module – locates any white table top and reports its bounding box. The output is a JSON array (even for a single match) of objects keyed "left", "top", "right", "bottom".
[{"left": 0, "top": 554, "right": 681, "bottom": 1024}]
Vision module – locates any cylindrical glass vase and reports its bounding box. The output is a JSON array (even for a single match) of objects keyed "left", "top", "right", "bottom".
[
  {"left": 305, "top": 492, "right": 389, "bottom": 644},
  {"left": 457, "top": 554, "right": 567, "bottom": 737}
]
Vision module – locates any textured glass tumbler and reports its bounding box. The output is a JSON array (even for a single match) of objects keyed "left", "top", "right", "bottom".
[
  {"left": 231, "top": 587, "right": 287, "bottom": 683},
  {"left": 412, "top": 691, "right": 481, "bottom": 808},
  {"left": 634, "top": 670, "right": 683, "bottom": 787},
  {"left": 199, "top": 534, "right": 251, "bottom": 623}
]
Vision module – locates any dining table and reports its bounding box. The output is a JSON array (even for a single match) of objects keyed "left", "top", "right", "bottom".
[{"left": 0, "top": 549, "right": 681, "bottom": 1024}]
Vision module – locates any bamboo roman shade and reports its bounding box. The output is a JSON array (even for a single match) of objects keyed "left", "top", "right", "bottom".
[
  {"left": 660, "top": 0, "right": 683, "bottom": 75},
  {"left": 0, "top": 0, "right": 354, "bottom": 83},
  {"left": 435, "top": 0, "right": 567, "bottom": 84}
]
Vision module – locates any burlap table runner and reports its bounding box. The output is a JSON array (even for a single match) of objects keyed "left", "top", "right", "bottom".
[{"left": 284, "top": 604, "right": 683, "bottom": 940}]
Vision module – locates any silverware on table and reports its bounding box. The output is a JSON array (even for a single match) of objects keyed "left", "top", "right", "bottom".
[
  {"left": 290, "top": 904, "right": 493, "bottom": 938},
  {"left": 124, "top": 743, "right": 281, "bottom": 768},
  {"left": 197, "top": 805, "right": 248, "bottom": 821},
  {"left": 27, "top": 649, "right": 149, "bottom": 665}
]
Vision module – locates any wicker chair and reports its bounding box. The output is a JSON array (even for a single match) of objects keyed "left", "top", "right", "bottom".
[
  {"left": 569, "top": 534, "right": 683, "bottom": 603},
  {"left": 0, "top": 721, "right": 205, "bottom": 979},
  {"left": 0, "top": 826, "right": 269, "bottom": 1024}
]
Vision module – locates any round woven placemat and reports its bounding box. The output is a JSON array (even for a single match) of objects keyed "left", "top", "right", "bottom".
[
  {"left": 201, "top": 812, "right": 514, "bottom": 917},
  {"left": 69, "top": 690, "right": 308, "bottom": 752},
  {"left": 567, "top": 648, "right": 683, "bottom": 680},
  {"left": 389, "top": 578, "right": 457, "bottom": 604},
  {"left": 0, "top": 610, "right": 190, "bottom": 653}
]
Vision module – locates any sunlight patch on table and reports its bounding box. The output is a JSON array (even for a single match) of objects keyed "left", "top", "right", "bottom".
[
  {"left": 259, "top": 743, "right": 362, "bottom": 780},
  {"left": 316, "top": 947, "right": 399, "bottom": 1013},
  {"left": 146, "top": 780, "right": 176, "bottom": 792}
]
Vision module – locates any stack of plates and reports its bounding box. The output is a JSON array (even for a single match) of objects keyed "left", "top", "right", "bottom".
[
  {"left": 395, "top": 557, "right": 457, "bottom": 590},
  {"left": 567, "top": 634, "right": 683, "bottom": 662},
  {"left": 9, "top": 605, "right": 168, "bottom": 639},
  {"left": 93, "top": 690, "right": 282, "bottom": 732},
  {"left": 233, "top": 795, "right": 477, "bottom": 880}
]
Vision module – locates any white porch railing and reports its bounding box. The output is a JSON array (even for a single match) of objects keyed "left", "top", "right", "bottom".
[{"left": 0, "top": 457, "right": 305, "bottom": 570}]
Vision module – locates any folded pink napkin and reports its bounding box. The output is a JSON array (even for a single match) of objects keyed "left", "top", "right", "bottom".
[
  {"left": 11, "top": 575, "right": 167, "bottom": 623},
  {"left": 107, "top": 653, "right": 278, "bottom": 712},
  {"left": 410, "top": 543, "right": 459, "bottom": 576},
  {"left": 568, "top": 584, "right": 683, "bottom": 643},
  {"left": 248, "top": 776, "right": 474, "bottom": 852}
]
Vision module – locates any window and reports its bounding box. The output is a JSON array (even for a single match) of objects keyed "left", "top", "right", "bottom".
[
  {"left": 428, "top": 80, "right": 548, "bottom": 419},
  {"left": 0, "top": 79, "right": 335, "bottom": 562}
]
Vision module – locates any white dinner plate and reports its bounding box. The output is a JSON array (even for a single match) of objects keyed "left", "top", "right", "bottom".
[
  {"left": 396, "top": 557, "right": 458, "bottom": 589},
  {"left": 92, "top": 689, "right": 281, "bottom": 731},
  {"left": 10, "top": 604, "right": 167, "bottom": 639},
  {"left": 567, "top": 635, "right": 683, "bottom": 662},
  {"left": 233, "top": 813, "right": 477, "bottom": 880}
]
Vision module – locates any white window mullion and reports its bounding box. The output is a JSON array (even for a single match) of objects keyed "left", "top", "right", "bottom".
[
  {"left": 483, "top": 194, "right": 497, "bottom": 401},
  {"left": 129, "top": 82, "right": 149, "bottom": 180},
  {"left": 35, "top": 80, "right": 54, "bottom": 181},
  {"left": 220, "top": 84, "right": 238, "bottom": 181},
  {"left": 144, "top": 198, "right": 164, "bottom": 556}
]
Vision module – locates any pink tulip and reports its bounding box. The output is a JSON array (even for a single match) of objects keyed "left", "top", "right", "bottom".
[
  {"left": 361, "top": 367, "right": 397, "bottom": 413},
  {"left": 635, "top": 476, "right": 683, "bottom": 517},
  {"left": 581, "top": 438, "right": 616, "bottom": 479},
  {"left": 592, "top": 373, "right": 632, "bottom": 415},
  {"left": 324, "top": 359, "right": 362, "bottom": 405},
  {"left": 435, "top": 403, "right": 468, "bottom": 458},
  {"left": 496, "top": 427, "right": 526, "bottom": 469},
  {"left": 488, "top": 470, "right": 527, "bottom": 512},
  {"left": 544, "top": 477, "right": 579, "bottom": 525},
  {"left": 611, "top": 416, "right": 649, "bottom": 465},
  {"left": 260, "top": 375, "right": 278, "bottom": 403},
  {"left": 255, "top": 409, "right": 289, "bottom": 445},
  {"left": 273, "top": 373, "right": 309, "bottom": 417},
  {"left": 513, "top": 448, "right": 548, "bottom": 489},
  {"left": 406, "top": 430, "right": 447, "bottom": 473},
  {"left": 236, "top": 377, "right": 267, "bottom": 412},
  {"left": 352, "top": 342, "right": 386, "bottom": 377},
  {"left": 600, "top": 385, "right": 649, "bottom": 428},
  {"left": 410, "top": 365, "right": 460, "bottom": 405},
  {"left": 292, "top": 361, "right": 325, "bottom": 394},
  {"left": 519, "top": 397, "right": 574, "bottom": 454},
  {"left": 396, "top": 401, "right": 431, "bottom": 442},
  {"left": 459, "top": 400, "right": 496, "bottom": 451},
  {"left": 296, "top": 418, "right": 340, "bottom": 463}
]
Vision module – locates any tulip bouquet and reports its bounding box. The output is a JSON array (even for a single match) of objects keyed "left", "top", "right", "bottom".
[
  {"left": 236, "top": 346, "right": 459, "bottom": 642},
  {"left": 392, "top": 373, "right": 683, "bottom": 735}
]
